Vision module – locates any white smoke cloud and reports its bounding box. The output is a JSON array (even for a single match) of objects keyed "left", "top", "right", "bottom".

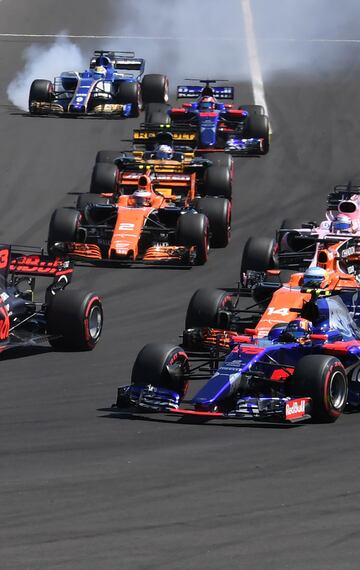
[
  {"left": 7, "top": 36, "right": 86, "bottom": 111},
  {"left": 106, "top": 0, "right": 249, "bottom": 86}
]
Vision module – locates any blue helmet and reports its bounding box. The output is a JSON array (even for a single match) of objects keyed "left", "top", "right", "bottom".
[
  {"left": 268, "top": 323, "right": 287, "bottom": 342},
  {"left": 280, "top": 319, "right": 313, "bottom": 344},
  {"left": 332, "top": 214, "right": 352, "bottom": 233},
  {"left": 303, "top": 266, "right": 327, "bottom": 288}
]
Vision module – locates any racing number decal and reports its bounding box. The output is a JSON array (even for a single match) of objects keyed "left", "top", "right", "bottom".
[
  {"left": 0, "top": 249, "right": 9, "bottom": 269},
  {"left": 119, "top": 223, "right": 135, "bottom": 230},
  {"left": 267, "top": 307, "right": 290, "bottom": 317}
]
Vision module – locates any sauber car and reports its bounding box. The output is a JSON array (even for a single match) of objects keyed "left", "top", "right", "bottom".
[
  {"left": 0, "top": 245, "right": 103, "bottom": 354},
  {"left": 153, "top": 79, "right": 269, "bottom": 155},
  {"left": 47, "top": 169, "right": 231, "bottom": 265},
  {"left": 29, "top": 50, "right": 168, "bottom": 117},
  {"left": 113, "top": 257, "right": 360, "bottom": 424}
]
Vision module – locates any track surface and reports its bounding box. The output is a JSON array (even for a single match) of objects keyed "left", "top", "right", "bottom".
[{"left": 1, "top": 2, "right": 360, "bottom": 569}]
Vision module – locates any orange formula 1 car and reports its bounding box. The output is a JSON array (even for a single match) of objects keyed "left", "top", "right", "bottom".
[{"left": 47, "top": 171, "right": 231, "bottom": 266}]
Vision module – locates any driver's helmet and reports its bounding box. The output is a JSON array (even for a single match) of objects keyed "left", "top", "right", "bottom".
[
  {"left": 280, "top": 318, "right": 313, "bottom": 344},
  {"left": 95, "top": 56, "right": 111, "bottom": 68},
  {"left": 331, "top": 213, "right": 352, "bottom": 233},
  {"left": 130, "top": 189, "right": 152, "bottom": 207},
  {"left": 268, "top": 323, "right": 287, "bottom": 342},
  {"left": 155, "top": 144, "right": 173, "bottom": 160},
  {"left": 94, "top": 65, "right": 106, "bottom": 78},
  {"left": 199, "top": 96, "right": 216, "bottom": 111},
  {"left": 303, "top": 266, "right": 328, "bottom": 288}
]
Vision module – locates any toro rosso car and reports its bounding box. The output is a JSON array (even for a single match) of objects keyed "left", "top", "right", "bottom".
[
  {"left": 29, "top": 50, "right": 168, "bottom": 117},
  {"left": 155, "top": 79, "right": 269, "bottom": 155},
  {"left": 47, "top": 165, "right": 231, "bottom": 265},
  {"left": 241, "top": 183, "right": 360, "bottom": 279},
  {"left": 0, "top": 245, "right": 102, "bottom": 354},
  {"left": 113, "top": 264, "right": 360, "bottom": 424}
]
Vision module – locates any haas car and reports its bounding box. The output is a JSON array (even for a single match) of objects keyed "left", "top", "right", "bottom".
[
  {"left": 0, "top": 245, "right": 102, "bottom": 354},
  {"left": 113, "top": 254, "right": 360, "bottom": 425},
  {"left": 47, "top": 152, "right": 232, "bottom": 265},
  {"left": 149, "top": 79, "right": 270, "bottom": 155},
  {"left": 241, "top": 183, "right": 360, "bottom": 279},
  {"left": 29, "top": 50, "right": 168, "bottom": 117}
]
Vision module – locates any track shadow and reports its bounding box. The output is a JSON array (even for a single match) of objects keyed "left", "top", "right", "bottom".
[{"left": 97, "top": 407, "right": 302, "bottom": 429}]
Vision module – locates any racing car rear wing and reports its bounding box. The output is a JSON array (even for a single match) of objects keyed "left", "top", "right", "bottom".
[
  {"left": 0, "top": 245, "right": 73, "bottom": 284},
  {"left": 133, "top": 125, "right": 198, "bottom": 147},
  {"left": 90, "top": 50, "right": 145, "bottom": 73},
  {"left": 177, "top": 85, "right": 234, "bottom": 99}
]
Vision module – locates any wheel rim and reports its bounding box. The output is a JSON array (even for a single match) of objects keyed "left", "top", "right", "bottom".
[
  {"left": 88, "top": 304, "right": 102, "bottom": 341},
  {"left": 329, "top": 370, "right": 347, "bottom": 410}
]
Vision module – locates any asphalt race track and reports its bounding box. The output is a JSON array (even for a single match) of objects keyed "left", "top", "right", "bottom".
[{"left": 1, "top": 2, "right": 360, "bottom": 569}]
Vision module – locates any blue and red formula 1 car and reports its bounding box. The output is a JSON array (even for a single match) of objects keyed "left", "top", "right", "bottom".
[
  {"left": 149, "top": 79, "right": 270, "bottom": 156},
  {"left": 29, "top": 50, "right": 168, "bottom": 117},
  {"left": 113, "top": 266, "right": 360, "bottom": 424}
]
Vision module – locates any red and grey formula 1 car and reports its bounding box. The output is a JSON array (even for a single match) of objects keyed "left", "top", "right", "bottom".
[{"left": 0, "top": 245, "right": 103, "bottom": 354}]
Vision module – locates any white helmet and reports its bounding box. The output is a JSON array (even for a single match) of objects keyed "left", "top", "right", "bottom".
[
  {"left": 156, "top": 144, "right": 173, "bottom": 159},
  {"left": 131, "top": 189, "right": 152, "bottom": 207}
]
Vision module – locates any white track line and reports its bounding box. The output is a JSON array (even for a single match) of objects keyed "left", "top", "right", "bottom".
[
  {"left": 1, "top": 33, "right": 360, "bottom": 43},
  {"left": 240, "top": 0, "right": 271, "bottom": 133}
]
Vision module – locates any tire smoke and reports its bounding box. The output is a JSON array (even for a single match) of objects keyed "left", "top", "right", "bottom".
[{"left": 7, "top": 36, "right": 86, "bottom": 111}]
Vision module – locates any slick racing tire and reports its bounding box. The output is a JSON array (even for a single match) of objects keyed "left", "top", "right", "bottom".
[
  {"left": 115, "top": 81, "right": 141, "bottom": 117},
  {"left": 244, "top": 114, "right": 270, "bottom": 154},
  {"left": 144, "top": 102, "right": 171, "bottom": 125},
  {"left": 200, "top": 152, "right": 233, "bottom": 172},
  {"left": 48, "top": 208, "right": 81, "bottom": 254},
  {"left": 240, "top": 237, "right": 277, "bottom": 284},
  {"left": 95, "top": 150, "right": 122, "bottom": 164},
  {"left": 185, "top": 288, "right": 234, "bottom": 329},
  {"left": 132, "top": 343, "right": 189, "bottom": 398},
  {"left": 203, "top": 165, "right": 232, "bottom": 200},
  {"left": 141, "top": 74, "right": 169, "bottom": 104},
  {"left": 194, "top": 197, "right": 231, "bottom": 248},
  {"left": 239, "top": 104, "right": 265, "bottom": 115},
  {"left": 28, "top": 79, "right": 54, "bottom": 113},
  {"left": 47, "top": 290, "right": 103, "bottom": 351},
  {"left": 290, "top": 355, "right": 348, "bottom": 423},
  {"left": 176, "top": 213, "right": 209, "bottom": 265},
  {"left": 90, "top": 163, "right": 117, "bottom": 194},
  {"left": 76, "top": 193, "right": 109, "bottom": 211}
]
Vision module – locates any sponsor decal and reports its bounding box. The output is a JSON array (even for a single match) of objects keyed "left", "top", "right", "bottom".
[
  {"left": 341, "top": 246, "right": 355, "bottom": 258},
  {"left": 285, "top": 398, "right": 307, "bottom": 420},
  {"left": 119, "top": 223, "right": 135, "bottom": 230}
]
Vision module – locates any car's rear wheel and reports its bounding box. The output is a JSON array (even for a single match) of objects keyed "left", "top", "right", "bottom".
[
  {"left": 115, "top": 81, "right": 141, "bottom": 117},
  {"left": 144, "top": 102, "right": 171, "bottom": 125},
  {"left": 47, "top": 290, "right": 103, "bottom": 351},
  {"left": 48, "top": 208, "right": 81, "bottom": 254},
  {"left": 290, "top": 355, "right": 348, "bottom": 422},
  {"left": 141, "top": 74, "right": 169, "bottom": 104},
  {"left": 90, "top": 163, "right": 117, "bottom": 194},
  {"left": 244, "top": 114, "right": 270, "bottom": 154},
  {"left": 28, "top": 79, "right": 54, "bottom": 113},
  {"left": 200, "top": 152, "right": 233, "bottom": 172},
  {"left": 176, "top": 213, "right": 209, "bottom": 265},
  {"left": 239, "top": 104, "right": 265, "bottom": 115},
  {"left": 240, "top": 236, "right": 277, "bottom": 283},
  {"left": 185, "top": 288, "right": 234, "bottom": 329},
  {"left": 194, "top": 197, "right": 231, "bottom": 248},
  {"left": 76, "top": 193, "right": 110, "bottom": 211},
  {"left": 132, "top": 343, "right": 189, "bottom": 398},
  {"left": 203, "top": 165, "right": 232, "bottom": 200}
]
